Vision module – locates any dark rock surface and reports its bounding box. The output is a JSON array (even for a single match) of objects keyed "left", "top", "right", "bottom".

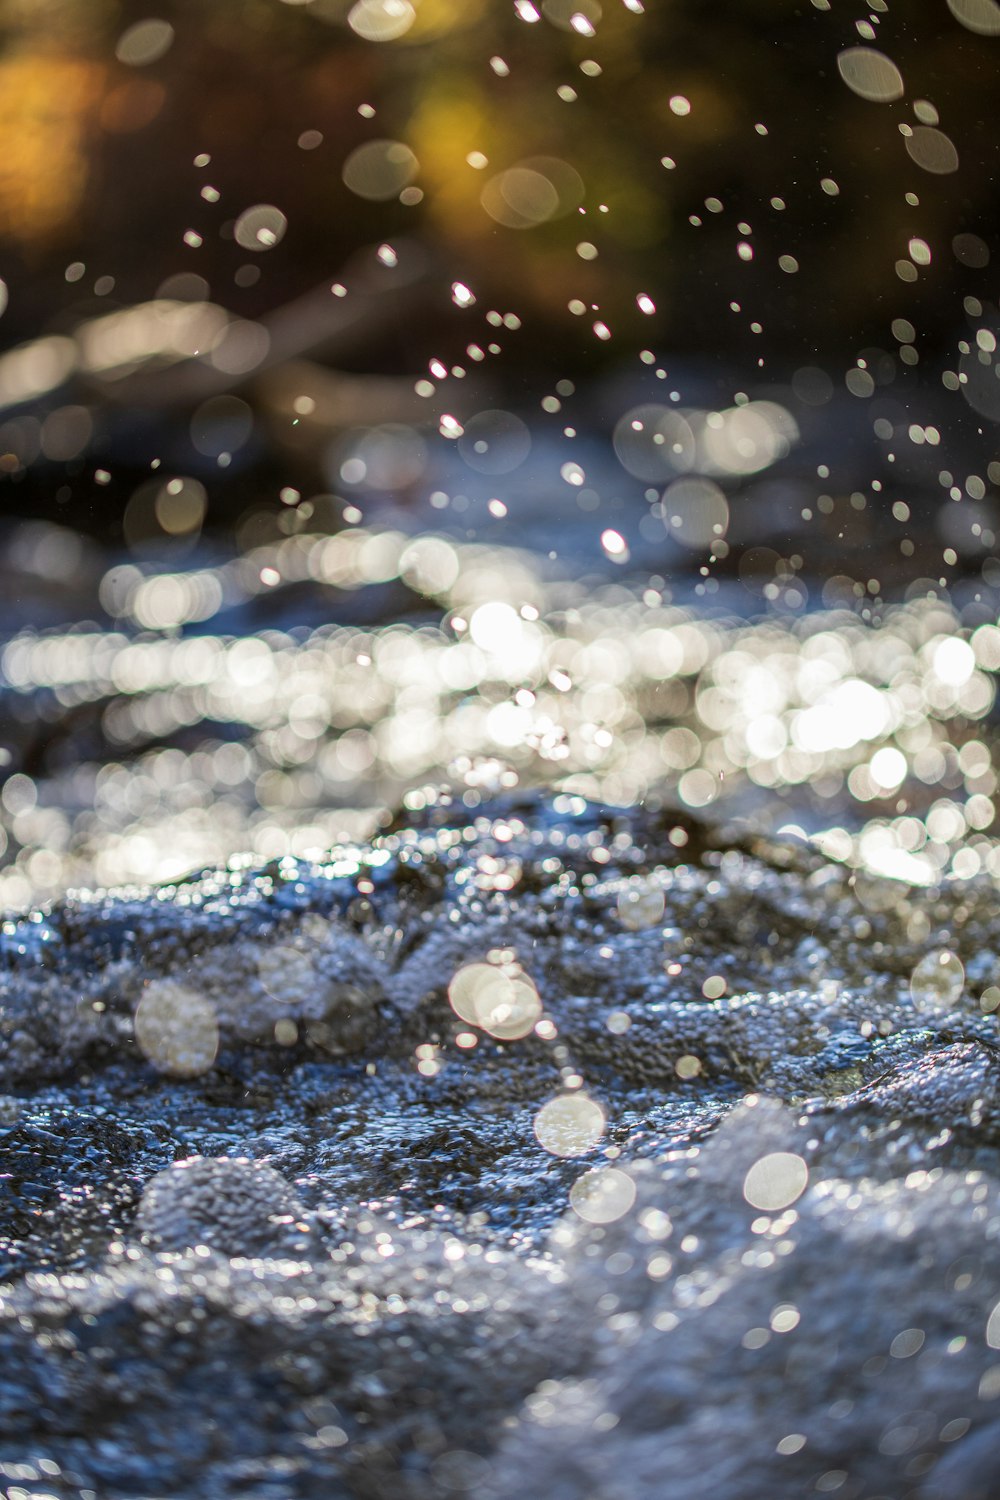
[{"left": 1, "top": 793, "right": 999, "bottom": 1498}]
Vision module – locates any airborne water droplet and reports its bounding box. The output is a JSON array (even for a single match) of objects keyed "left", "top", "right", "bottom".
[{"left": 910, "top": 950, "right": 965, "bottom": 1014}]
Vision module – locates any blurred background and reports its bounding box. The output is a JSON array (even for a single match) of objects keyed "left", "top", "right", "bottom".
[
  {"left": 0, "top": 0, "right": 999, "bottom": 907},
  {"left": 0, "top": 0, "right": 997, "bottom": 545}
]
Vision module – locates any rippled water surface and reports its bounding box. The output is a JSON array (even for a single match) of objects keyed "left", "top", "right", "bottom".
[{"left": 4, "top": 2, "right": 1000, "bottom": 1495}]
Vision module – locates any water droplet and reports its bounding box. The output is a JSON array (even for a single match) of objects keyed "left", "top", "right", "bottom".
[
  {"left": 134, "top": 982, "right": 219, "bottom": 1078},
  {"left": 569, "top": 1166, "right": 636, "bottom": 1222},
  {"left": 836, "top": 46, "right": 904, "bottom": 103},
  {"left": 348, "top": 0, "right": 416, "bottom": 41},
  {"left": 661, "top": 476, "right": 729, "bottom": 548},
  {"left": 342, "top": 140, "right": 418, "bottom": 201},
  {"left": 947, "top": 0, "right": 1000, "bottom": 36},
  {"left": 234, "top": 204, "right": 288, "bottom": 253},
  {"left": 905, "top": 127, "right": 960, "bottom": 174},
  {"left": 115, "top": 18, "right": 175, "bottom": 67},
  {"left": 910, "top": 950, "right": 965, "bottom": 1014},
  {"left": 601, "top": 528, "right": 628, "bottom": 561},
  {"left": 743, "top": 1152, "right": 809, "bottom": 1211},
  {"left": 617, "top": 880, "right": 665, "bottom": 929},
  {"left": 534, "top": 1093, "right": 606, "bottom": 1156}
]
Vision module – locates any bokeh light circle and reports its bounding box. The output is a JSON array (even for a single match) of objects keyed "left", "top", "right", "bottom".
[
  {"left": 569, "top": 1166, "right": 636, "bottom": 1223},
  {"left": 134, "top": 981, "right": 219, "bottom": 1078},
  {"left": 234, "top": 205, "right": 288, "bottom": 253},
  {"left": 534, "top": 1093, "right": 606, "bottom": 1156},
  {"left": 342, "top": 140, "right": 419, "bottom": 201},
  {"left": 742, "top": 1151, "right": 809, "bottom": 1211}
]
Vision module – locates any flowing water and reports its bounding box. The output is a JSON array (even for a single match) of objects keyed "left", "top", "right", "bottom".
[{"left": 3, "top": 3, "right": 1000, "bottom": 1497}]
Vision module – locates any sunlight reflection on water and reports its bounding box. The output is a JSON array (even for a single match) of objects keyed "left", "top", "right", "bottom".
[{"left": 0, "top": 520, "right": 997, "bottom": 908}]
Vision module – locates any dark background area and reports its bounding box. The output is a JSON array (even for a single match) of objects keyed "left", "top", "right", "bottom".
[{"left": 0, "top": 0, "right": 996, "bottom": 548}]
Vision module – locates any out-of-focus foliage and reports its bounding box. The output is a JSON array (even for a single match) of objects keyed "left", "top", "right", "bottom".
[{"left": 0, "top": 0, "right": 995, "bottom": 361}]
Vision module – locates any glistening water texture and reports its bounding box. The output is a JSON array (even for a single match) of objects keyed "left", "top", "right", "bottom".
[
  {"left": 3, "top": 2, "right": 1000, "bottom": 1498},
  {"left": 3, "top": 794, "right": 1000, "bottom": 1499},
  {"left": 1, "top": 517, "right": 999, "bottom": 907}
]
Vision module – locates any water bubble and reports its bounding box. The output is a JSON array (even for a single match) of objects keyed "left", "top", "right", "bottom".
[
  {"left": 905, "top": 127, "right": 959, "bottom": 174},
  {"left": 617, "top": 879, "right": 665, "bottom": 929},
  {"left": 134, "top": 981, "right": 219, "bottom": 1077},
  {"left": 953, "top": 233, "right": 990, "bottom": 267},
  {"left": 342, "top": 140, "right": 419, "bottom": 200},
  {"left": 458, "top": 410, "right": 531, "bottom": 474},
  {"left": 338, "top": 423, "right": 427, "bottom": 489},
  {"left": 601, "top": 529, "right": 629, "bottom": 561},
  {"left": 743, "top": 1152, "right": 809, "bottom": 1211},
  {"left": 534, "top": 1093, "right": 606, "bottom": 1156},
  {"left": 234, "top": 204, "right": 288, "bottom": 252},
  {"left": 258, "top": 944, "right": 319, "bottom": 1002},
  {"left": 482, "top": 168, "right": 560, "bottom": 226},
  {"left": 836, "top": 46, "right": 904, "bottom": 103},
  {"left": 348, "top": 0, "right": 416, "bottom": 41},
  {"left": 190, "top": 395, "right": 253, "bottom": 459},
  {"left": 947, "top": 0, "right": 1000, "bottom": 34},
  {"left": 794, "top": 365, "right": 834, "bottom": 406},
  {"left": 154, "top": 477, "right": 208, "bottom": 536},
  {"left": 115, "top": 19, "right": 175, "bottom": 66},
  {"left": 869, "top": 746, "right": 907, "bottom": 790},
  {"left": 845, "top": 368, "right": 874, "bottom": 398},
  {"left": 987, "top": 1300, "right": 1000, "bottom": 1349},
  {"left": 910, "top": 950, "right": 965, "bottom": 1014},
  {"left": 569, "top": 1166, "right": 636, "bottom": 1223},
  {"left": 447, "top": 962, "right": 542, "bottom": 1039},
  {"left": 660, "top": 476, "right": 729, "bottom": 549},
  {"left": 613, "top": 404, "right": 696, "bottom": 481},
  {"left": 481, "top": 158, "right": 582, "bottom": 228}
]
